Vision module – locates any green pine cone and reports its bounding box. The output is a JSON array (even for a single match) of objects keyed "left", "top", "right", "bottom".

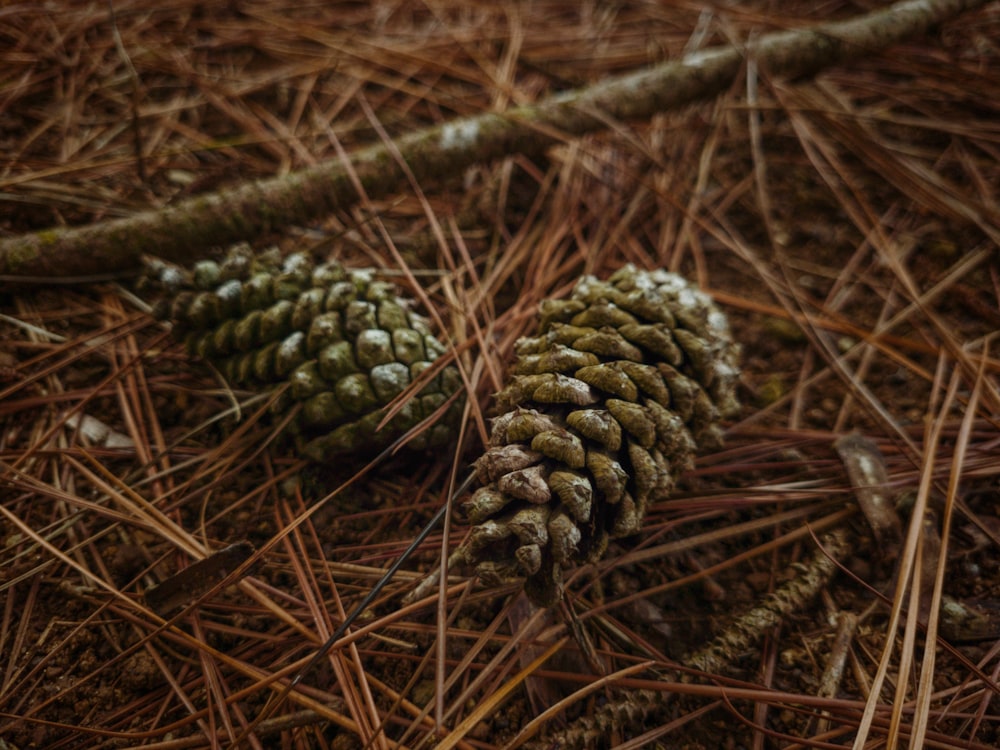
[
  {"left": 145, "top": 244, "right": 463, "bottom": 460},
  {"left": 463, "top": 265, "right": 740, "bottom": 606}
]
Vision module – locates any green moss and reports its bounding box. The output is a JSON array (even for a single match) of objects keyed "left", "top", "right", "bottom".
[
  {"left": 3, "top": 244, "right": 37, "bottom": 272},
  {"left": 35, "top": 229, "right": 63, "bottom": 246}
]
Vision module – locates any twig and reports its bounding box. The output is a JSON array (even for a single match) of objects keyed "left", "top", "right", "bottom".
[
  {"left": 0, "top": 0, "right": 988, "bottom": 280},
  {"left": 815, "top": 609, "right": 859, "bottom": 735},
  {"left": 834, "top": 434, "right": 902, "bottom": 569},
  {"left": 687, "top": 528, "right": 853, "bottom": 677}
]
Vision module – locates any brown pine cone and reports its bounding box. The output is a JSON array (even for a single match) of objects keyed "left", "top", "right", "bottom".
[
  {"left": 463, "top": 265, "right": 740, "bottom": 606},
  {"left": 144, "top": 244, "right": 463, "bottom": 460}
]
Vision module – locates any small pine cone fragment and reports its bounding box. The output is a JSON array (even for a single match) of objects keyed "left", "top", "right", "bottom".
[
  {"left": 144, "top": 244, "right": 462, "bottom": 459},
  {"left": 464, "top": 265, "right": 740, "bottom": 606}
]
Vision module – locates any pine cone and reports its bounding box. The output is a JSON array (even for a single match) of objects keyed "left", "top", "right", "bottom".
[
  {"left": 463, "top": 265, "right": 740, "bottom": 606},
  {"left": 145, "top": 244, "right": 463, "bottom": 460}
]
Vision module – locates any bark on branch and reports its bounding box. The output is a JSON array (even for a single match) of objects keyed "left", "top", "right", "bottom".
[{"left": 0, "top": 0, "right": 988, "bottom": 280}]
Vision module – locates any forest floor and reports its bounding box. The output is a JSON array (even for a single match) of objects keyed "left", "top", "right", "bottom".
[{"left": 1, "top": 1, "right": 999, "bottom": 748}]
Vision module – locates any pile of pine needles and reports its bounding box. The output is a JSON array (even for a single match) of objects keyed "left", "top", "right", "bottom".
[{"left": 1, "top": 1, "right": 999, "bottom": 748}]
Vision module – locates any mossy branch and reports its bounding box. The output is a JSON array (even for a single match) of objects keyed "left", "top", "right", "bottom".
[{"left": 0, "top": 0, "right": 987, "bottom": 280}]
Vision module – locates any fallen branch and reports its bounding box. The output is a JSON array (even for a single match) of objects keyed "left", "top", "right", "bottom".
[{"left": 0, "top": 0, "right": 988, "bottom": 280}]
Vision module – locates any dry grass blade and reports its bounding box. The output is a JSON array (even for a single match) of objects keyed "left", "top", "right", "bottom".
[
  {"left": 850, "top": 361, "right": 962, "bottom": 750},
  {"left": 909, "top": 354, "right": 988, "bottom": 749}
]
